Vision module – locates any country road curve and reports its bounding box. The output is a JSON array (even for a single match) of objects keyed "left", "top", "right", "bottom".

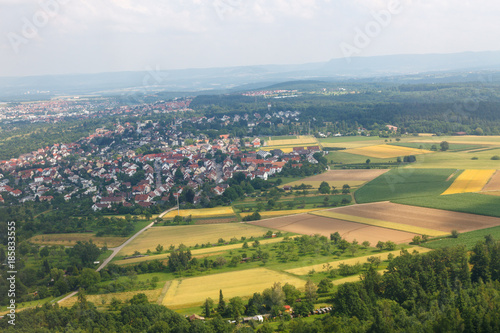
[{"left": 57, "top": 206, "right": 177, "bottom": 304}]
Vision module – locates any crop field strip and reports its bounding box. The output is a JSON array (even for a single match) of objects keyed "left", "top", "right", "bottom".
[
  {"left": 283, "top": 180, "right": 366, "bottom": 189},
  {"left": 344, "top": 144, "right": 432, "bottom": 158},
  {"left": 311, "top": 210, "right": 447, "bottom": 237},
  {"left": 239, "top": 208, "right": 322, "bottom": 218},
  {"left": 248, "top": 213, "right": 418, "bottom": 244},
  {"left": 285, "top": 247, "right": 432, "bottom": 276},
  {"left": 118, "top": 223, "right": 271, "bottom": 256},
  {"left": 162, "top": 206, "right": 235, "bottom": 219},
  {"left": 28, "top": 233, "right": 127, "bottom": 247},
  {"left": 114, "top": 236, "right": 292, "bottom": 265},
  {"left": 441, "top": 169, "right": 496, "bottom": 195},
  {"left": 285, "top": 169, "right": 390, "bottom": 182},
  {"left": 59, "top": 288, "right": 163, "bottom": 308},
  {"left": 266, "top": 135, "right": 319, "bottom": 146},
  {"left": 160, "top": 268, "right": 306, "bottom": 309}
]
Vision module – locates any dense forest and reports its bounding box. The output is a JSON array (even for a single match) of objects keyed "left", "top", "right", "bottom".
[{"left": 191, "top": 82, "right": 500, "bottom": 136}]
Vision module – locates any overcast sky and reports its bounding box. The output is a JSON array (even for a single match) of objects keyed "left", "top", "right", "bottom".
[{"left": 1, "top": 0, "right": 500, "bottom": 77}]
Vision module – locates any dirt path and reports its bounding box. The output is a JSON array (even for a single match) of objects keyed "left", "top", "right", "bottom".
[{"left": 96, "top": 206, "right": 178, "bottom": 272}]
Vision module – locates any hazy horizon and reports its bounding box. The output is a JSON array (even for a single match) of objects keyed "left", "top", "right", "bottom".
[{"left": 2, "top": 0, "right": 500, "bottom": 77}]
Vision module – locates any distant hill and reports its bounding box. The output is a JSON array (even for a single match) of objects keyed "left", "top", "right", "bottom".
[{"left": 1, "top": 50, "right": 500, "bottom": 100}]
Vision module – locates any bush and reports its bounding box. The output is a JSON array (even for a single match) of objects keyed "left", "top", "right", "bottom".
[
  {"left": 451, "top": 230, "right": 459, "bottom": 238},
  {"left": 491, "top": 155, "right": 500, "bottom": 160}
]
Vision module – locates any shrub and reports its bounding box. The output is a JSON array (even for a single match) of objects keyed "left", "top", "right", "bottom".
[
  {"left": 451, "top": 230, "right": 459, "bottom": 238},
  {"left": 491, "top": 155, "right": 500, "bottom": 160}
]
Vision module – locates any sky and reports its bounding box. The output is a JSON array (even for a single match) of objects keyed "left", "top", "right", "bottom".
[{"left": 1, "top": 0, "right": 500, "bottom": 77}]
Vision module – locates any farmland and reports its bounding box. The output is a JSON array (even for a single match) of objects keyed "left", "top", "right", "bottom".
[
  {"left": 28, "top": 233, "right": 127, "bottom": 247},
  {"left": 117, "top": 223, "right": 271, "bottom": 256},
  {"left": 115, "top": 236, "right": 291, "bottom": 266},
  {"left": 266, "top": 135, "right": 319, "bottom": 147},
  {"left": 481, "top": 170, "right": 500, "bottom": 193},
  {"left": 248, "top": 213, "right": 418, "bottom": 244},
  {"left": 311, "top": 210, "right": 446, "bottom": 237},
  {"left": 354, "top": 168, "right": 457, "bottom": 203},
  {"left": 161, "top": 268, "right": 306, "bottom": 309},
  {"left": 284, "top": 169, "right": 388, "bottom": 184},
  {"left": 162, "top": 206, "right": 235, "bottom": 219},
  {"left": 239, "top": 208, "right": 322, "bottom": 218},
  {"left": 423, "top": 225, "right": 500, "bottom": 250},
  {"left": 285, "top": 247, "right": 432, "bottom": 276},
  {"left": 441, "top": 169, "right": 496, "bottom": 195},
  {"left": 314, "top": 202, "right": 500, "bottom": 234},
  {"left": 59, "top": 288, "right": 163, "bottom": 308},
  {"left": 344, "top": 144, "right": 431, "bottom": 158},
  {"left": 393, "top": 193, "right": 500, "bottom": 218}
]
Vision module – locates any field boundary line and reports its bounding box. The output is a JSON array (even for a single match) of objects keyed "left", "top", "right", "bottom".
[
  {"left": 310, "top": 211, "right": 447, "bottom": 237},
  {"left": 157, "top": 280, "right": 172, "bottom": 305}
]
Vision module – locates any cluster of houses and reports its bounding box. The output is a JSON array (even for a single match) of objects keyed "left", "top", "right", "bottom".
[{"left": 0, "top": 118, "right": 322, "bottom": 211}]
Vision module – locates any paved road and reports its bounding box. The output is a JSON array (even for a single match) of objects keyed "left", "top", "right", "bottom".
[
  {"left": 57, "top": 206, "right": 177, "bottom": 304},
  {"left": 96, "top": 206, "right": 177, "bottom": 272}
]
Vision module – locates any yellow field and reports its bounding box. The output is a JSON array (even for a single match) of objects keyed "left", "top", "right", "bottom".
[
  {"left": 240, "top": 209, "right": 322, "bottom": 218},
  {"left": 261, "top": 146, "right": 295, "bottom": 153},
  {"left": 115, "top": 237, "right": 292, "bottom": 265},
  {"left": 118, "top": 223, "right": 270, "bottom": 256},
  {"left": 59, "top": 288, "right": 162, "bottom": 308},
  {"left": 441, "top": 169, "right": 496, "bottom": 195},
  {"left": 344, "top": 144, "right": 430, "bottom": 158},
  {"left": 161, "top": 268, "right": 305, "bottom": 308},
  {"left": 162, "top": 207, "right": 235, "bottom": 219},
  {"left": 28, "top": 233, "right": 127, "bottom": 247},
  {"left": 286, "top": 247, "right": 432, "bottom": 275},
  {"left": 311, "top": 211, "right": 447, "bottom": 237},
  {"left": 266, "top": 135, "right": 318, "bottom": 146},
  {"left": 283, "top": 180, "right": 365, "bottom": 189}
]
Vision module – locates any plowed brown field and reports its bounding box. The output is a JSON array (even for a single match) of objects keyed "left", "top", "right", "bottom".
[
  {"left": 482, "top": 170, "right": 500, "bottom": 192},
  {"left": 248, "top": 213, "right": 417, "bottom": 244},
  {"left": 324, "top": 202, "right": 500, "bottom": 233}
]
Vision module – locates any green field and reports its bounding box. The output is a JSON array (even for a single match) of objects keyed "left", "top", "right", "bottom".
[
  {"left": 409, "top": 148, "right": 500, "bottom": 169},
  {"left": 393, "top": 193, "right": 500, "bottom": 218},
  {"left": 389, "top": 142, "right": 484, "bottom": 151},
  {"left": 423, "top": 225, "right": 500, "bottom": 250},
  {"left": 354, "top": 168, "right": 457, "bottom": 203},
  {"left": 319, "top": 136, "right": 383, "bottom": 143},
  {"left": 327, "top": 151, "right": 394, "bottom": 164}
]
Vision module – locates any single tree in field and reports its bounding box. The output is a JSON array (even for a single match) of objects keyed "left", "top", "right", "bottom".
[
  {"left": 376, "top": 241, "right": 385, "bottom": 251},
  {"left": 156, "top": 244, "right": 164, "bottom": 253},
  {"left": 318, "top": 181, "right": 331, "bottom": 194},
  {"left": 305, "top": 279, "right": 318, "bottom": 303},
  {"left": 440, "top": 141, "right": 449, "bottom": 151},
  {"left": 217, "top": 290, "right": 226, "bottom": 314}
]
